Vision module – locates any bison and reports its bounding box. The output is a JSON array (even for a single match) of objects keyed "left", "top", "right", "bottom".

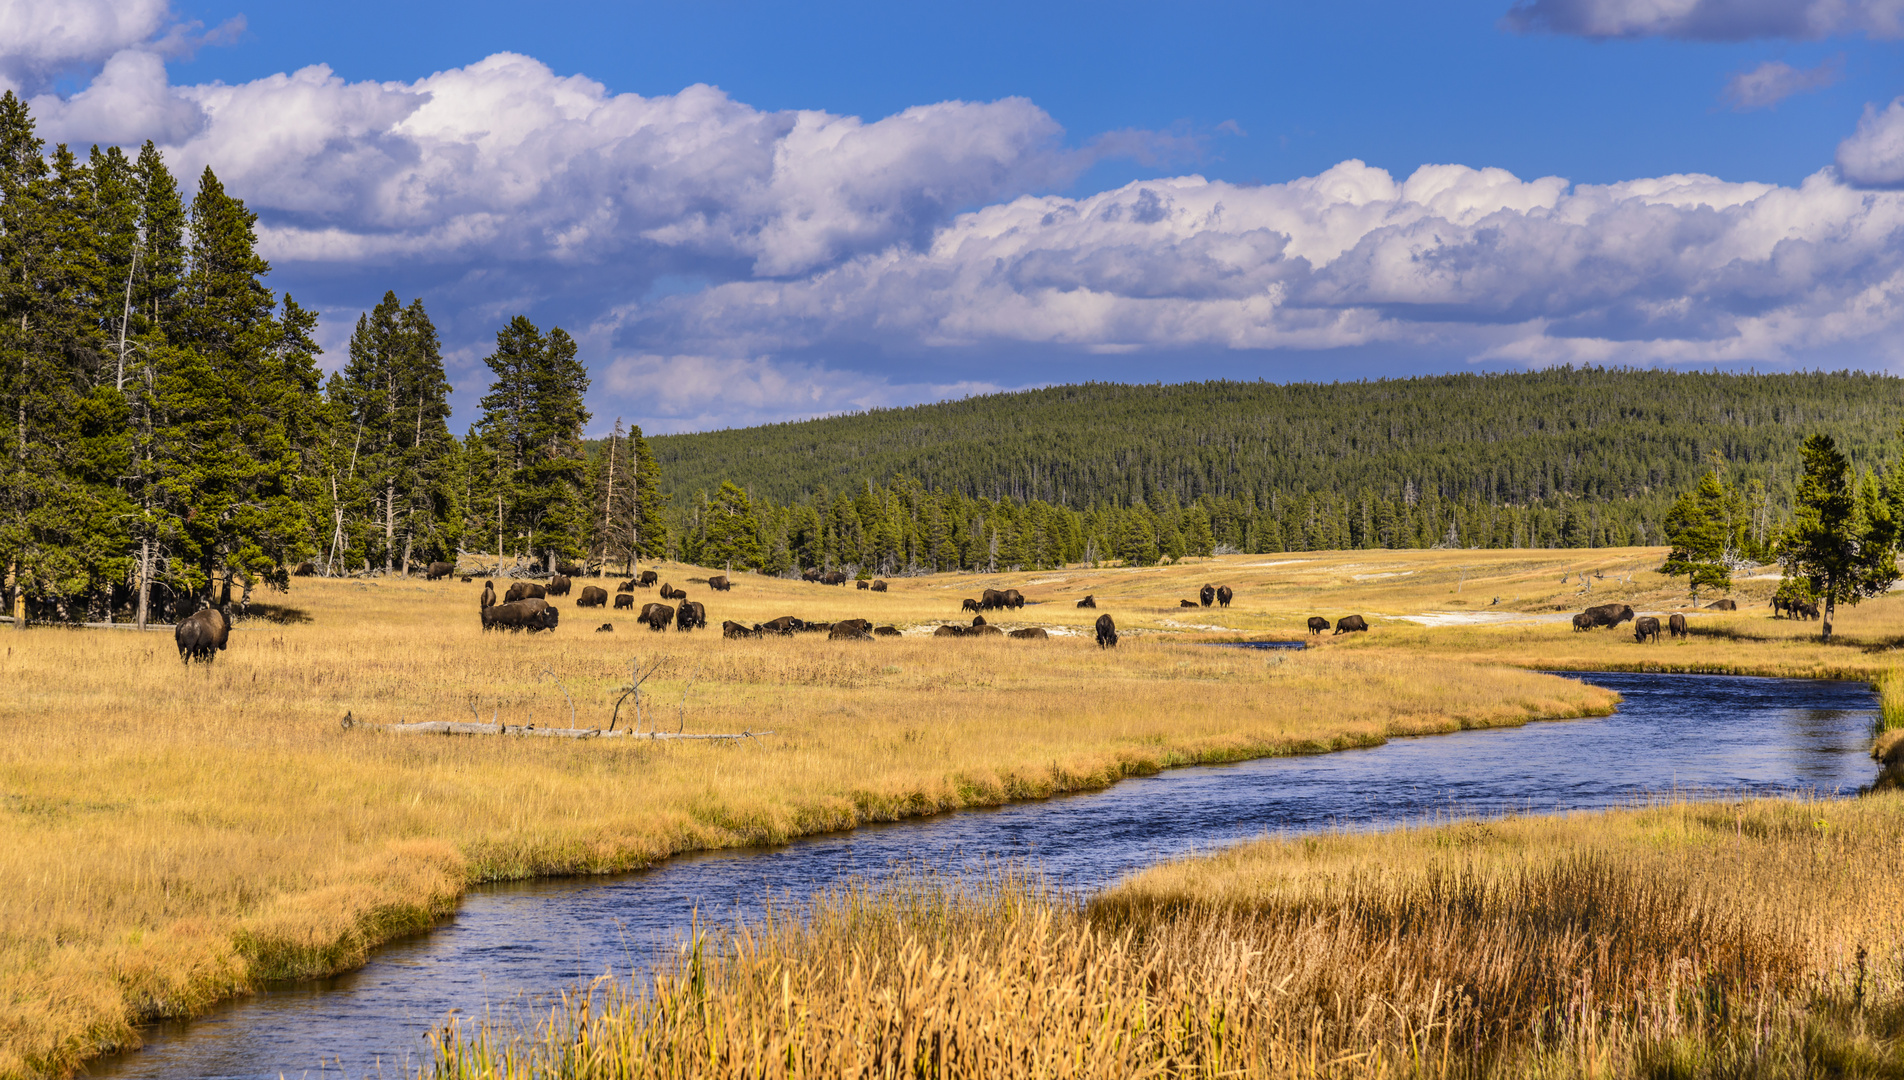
[
  {"left": 482, "top": 599, "right": 560, "bottom": 634},
  {"left": 980, "top": 589, "right": 1007, "bottom": 610},
  {"left": 1669, "top": 613, "right": 1689, "bottom": 638},
  {"left": 821, "top": 570, "right": 848, "bottom": 586},
  {"left": 1216, "top": 585, "right": 1233, "bottom": 608},
  {"left": 1095, "top": 613, "right": 1118, "bottom": 648},
  {"left": 722, "top": 620, "right": 760, "bottom": 639},
  {"left": 1179, "top": 599, "right": 1198, "bottom": 608},
  {"left": 1003, "top": 589, "right": 1025, "bottom": 610},
  {"left": 617, "top": 579, "right": 636, "bottom": 593},
  {"left": 871, "top": 580, "right": 889, "bottom": 593},
  {"left": 873, "top": 625, "right": 901, "bottom": 636},
  {"left": 971, "top": 615, "right": 986, "bottom": 626},
  {"left": 829, "top": 619, "right": 873, "bottom": 641},
  {"left": 1008, "top": 627, "right": 1048, "bottom": 640},
  {"left": 709, "top": 575, "right": 731, "bottom": 592},
  {"left": 425, "top": 561, "right": 455, "bottom": 581},
  {"left": 639, "top": 603, "right": 674, "bottom": 631},
  {"left": 1307, "top": 616, "right": 1329, "bottom": 636},
  {"left": 545, "top": 574, "right": 572, "bottom": 597},
  {"left": 481, "top": 581, "right": 497, "bottom": 610},
  {"left": 1334, "top": 615, "right": 1369, "bottom": 634},
  {"left": 801, "top": 567, "right": 822, "bottom": 582},
  {"left": 460, "top": 575, "right": 472, "bottom": 583},
  {"left": 292, "top": 561, "right": 316, "bottom": 576},
  {"left": 968, "top": 624, "right": 1003, "bottom": 637},
  {"left": 174, "top": 606, "right": 229, "bottom": 664},
  {"left": 1199, "top": 584, "right": 1215, "bottom": 607},
  {"left": 759, "top": 616, "right": 803, "bottom": 635},
  {"left": 1634, "top": 616, "right": 1661, "bottom": 643},
  {"left": 934, "top": 624, "right": 966, "bottom": 637},
  {"left": 857, "top": 580, "right": 870, "bottom": 590},
  {"left": 1706, "top": 598, "right": 1737, "bottom": 611},
  {"left": 596, "top": 623, "right": 614, "bottom": 633},
  {"left": 636, "top": 570, "right": 658, "bottom": 588},
  {"left": 677, "top": 601, "right": 707, "bottom": 631},
  {"left": 1580, "top": 603, "right": 1635, "bottom": 629},
  {"left": 504, "top": 582, "right": 546, "bottom": 604},
  {"left": 577, "top": 586, "right": 608, "bottom": 608},
  {"left": 614, "top": 593, "right": 634, "bottom": 610},
  {"left": 1796, "top": 601, "right": 1820, "bottom": 620},
  {"left": 1571, "top": 613, "right": 1592, "bottom": 632},
  {"left": 660, "top": 583, "right": 684, "bottom": 600},
  {"left": 962, "top": 598, "right": 982, "bottom": 614},
  {"left": 1076, "top": 595, "right": 1096, "bottom": 608}
]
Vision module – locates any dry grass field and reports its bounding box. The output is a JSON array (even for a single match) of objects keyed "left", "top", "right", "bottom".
[
  {"left": 433, "top": 793, "right": 1904, "bottom": 1079},
  {"left": 0, "top": 553, "right": 1637, "bottom": 1079}
]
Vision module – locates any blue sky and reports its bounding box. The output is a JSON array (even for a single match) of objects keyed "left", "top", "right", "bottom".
[{"left": 9, "top": 0, "right": 1904, "bottom": 432}]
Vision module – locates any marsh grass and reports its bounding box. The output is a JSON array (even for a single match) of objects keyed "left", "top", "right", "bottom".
[
  {"left": 432, "top": 795, "right": 1904, "bottom": 1080},
  {"left": 0, "top": 561, "right": 1615, "bottom": 1078}
]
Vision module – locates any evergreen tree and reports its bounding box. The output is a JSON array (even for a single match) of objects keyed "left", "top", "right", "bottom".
[
  {"left": 1660, "top": 469, "right": 1748, "bottom": 599},
  {"left": 1778, "top": 433, "right": 1898, "bottom": 642},
  {"left": 701, "top": 481, "right": 761, "bottom": 570},
  {"left": 474, "top": 316, "right": 591, "bottom": 569}
]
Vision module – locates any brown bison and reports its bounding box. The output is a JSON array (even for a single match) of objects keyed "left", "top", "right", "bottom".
[
  {"left": 722, "top": 620, "right": 760, "bottom": 639},
  {"left": 971, "top": 615, "right": 986, "bottom": 626},
  {"left": 460, "top": 575, "right": 472, "bottom": 583},
  {"left": 1199, "top": 584, "right": 1215, "bottom": 607},
  {"left": 1795, "top": 601, "right": 1820, "bottom": 620},
  {"left": 1706, "top": 598, "right": 1737, "bottom": 611},
  {"left": 857, "top": 579, "right": 870, "bottom": 590},
  {"left": 1334, "top": 615, "right": 1369, "bottom": 634},
  {"left": 614, "top": 593, "right": 634, "bottom": 610},
  {"left": 1095, "top": 614, "right": 1118, "bottom": 648},
  {"left": 1216, "top": 585, "right": 1233, "bottom": 607},
  {"left": 873, "top": 625, "right": 901, "bottom": 636},
  {"left": 504, "top": 582, "right": 546, "bottom": 604},
  {"left": 636, "top": 570, "right": 658, "bottom": 588},
  {"left": 1669, "top": 613, "right": 1689, "bottom": 638},
  {"left": 1179, "top": 599, "right": 1198, "bottom": 607},
  {"left": 1571, "top": 613, "right": 1593, "bottom": 632},
  {"left": 934, "top": 624, "right": 966, "bottom": 637},
  {"left": 577, "top": 586, "right": 608, "bottom": 608},
  {"left": 1003, "top": 589, "right": 1025, "bottom": 610},
  {"left": 709, "top": 575, "right": 731, "bottom": 592},
  {"left": 639, "top": 603, "right": 674, "bottom": 631},
  {"left": 660, "top": 583, "right": 684, "bottom": 600},
  {"left": 481, "top": 581, "right": 497, "bottom": 610},
  {"left": 677, "top": 601, "right": 707, "bottom": 631},
  {"left": 1076, "top": 595, "right": 1096, "bottom": 608},
  {"left": 759, "top": 616, "right": 803, "bottom": 635},
  {"left": 1581, "top": 603, "right": 1635, "bottom": 629},
  {"left": 821, "top": 570, "right": 848, "bottom": 586},
  {"left": 799, "top": 621, "right": 833, "bottom": 634},
  {"left": 1008, "top": 627, "right": 1048, "bottom": 640},
  {"left": 482, "top": 599, "right": 560, "bottom": 634},
  {"left": 174, "top": 606, "right": 230, "bottom": 664},
  {"left": 962, "top": 598, "right": 982, "bottom": 613},
  {"left": 801, "top": 567, "right": 822, "bottom": 582},
  {"left": 425, "top": 561, "right": 455, "bottom": 581},
  {"left": 292, "top": 561, "right": 317, "bottom": 576},
  {"left": 1634, "top": 616, "right": 1661, "bottom": 643},
  {"left": 616, "top": 578, "right": 635, "bottom": 593},
  {"left": 829, "top": 619, "right": 873, "bottom": 641},
  {"left": 545, "top": 574, "right": 572, "bottom": 597},
  {"left": 968, "top": 624, "right": 1003, "bottom": 636},
  {"left": 596, "top": 623, "right": 614, "bottom": 633},
  {"left": 1307, "top": 616, "right": 1329, "bottom": 636},
  {"left": 871, "top": 580, "right": 889, "bottom": 592}
]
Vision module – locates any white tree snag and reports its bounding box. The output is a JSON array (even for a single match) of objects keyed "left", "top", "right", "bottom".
[{"left": 339, "top": 712, "right": 766, "bottom": 741}]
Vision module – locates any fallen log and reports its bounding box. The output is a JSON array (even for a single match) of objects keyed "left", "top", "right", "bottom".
[{"left": 339, "top": 712, "right": 767, "bottom": 741}]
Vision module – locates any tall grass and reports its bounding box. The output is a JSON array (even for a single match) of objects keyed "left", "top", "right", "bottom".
[{"left": 432, "top": 795, "right": 1904, "bottom": 1079}]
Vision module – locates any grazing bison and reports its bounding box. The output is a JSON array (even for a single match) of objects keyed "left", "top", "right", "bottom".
[
  {"left": 962, "top": 598, "right": 982, "bottom": 614},
  {"left": 1008, "top": 627, "right": 1048, "bottom": 640},
  {"left": 546, "top": 574, "right": 572, "bottom": 597},
  {"left": 613, "top": 593, "right": 634, "bottom": 610},
  {"left": 871, "top": 580, "right": 889, "bottom": 592},
  {"left": 577, "top": 586, "right": 608, "bottom": 608},
  {"left": 677, "top": 601, "right": 707, "bottom": 631},
  {"left": 1076, "top": 595, "right": 1096, "bottom": 608},
  {"left": 1199, "top": 584, "right": 1215, "bottom": 607},
  {"left": 1003, "top": 589, "right": 1025, "bottom": 610},
  {"left": 873, "top": 625, "right": 901, "bottom": 636},
  {"left": 971, "top": 615, "right": 986, "bottom": 626},
  {"left": 426, "top": 561, "right": 455, "bottom": 581},
  {"left": 1307, "top": 616, "right": 1329, "bottom": 636},
  {"left": 829, "top": 619, "right": 873, "bottom": 641},
  {"left": 596, "top": 623, "right": 614, "bottom": 633},
  {"left": 460, "top": 575, "right": 472, "bottom": 583},
  {"left": 617, "top": 579, "right": 636, "bottom": 593},
  {"left": 1634, "top": 616, "right": 1661, "bottom": 643},
  {"left": 1095, "top": 614, "right": 1118, "bottom": 648},
  {"left": 722, "top": 620, "right": 760, "bottom": 639},
  {"left": 1706, "top": 598, "right": 1737, "bottom": 611},
  {"left": 802, "top": 567, "right": 822, "bottom": 582},
  {"left": 1216, "top": 586, "right": 1233, "bottom": 607},
  {"left": 636, "top": 570, "right": 658, "bottom": 588},
  {"left": 504, "top": 582, "right": 546, "bottom": 604},
  {"left": 174, "top": 606, "right": 230, "bottom": 664},
  {"left": 799, "top": 622, "right": 834, "bottom": 634},
  {"left": 1179, "top": 599, "right": 1198, "bottom": 608},
  {"left": 482, "top": 599, "right": 560, "bottom": 634},
  {"left": 639, "top": 603, "right": 674, "bottom": 631},
  {"left": 1669, "top": 613, "right": 1689, "bottom": 638},
  {"left": 292, "top": 561, "right": 316, "bottom": 576},
  {"left": 709, "top": 575, "right": 731, "bottom": 592},
  {"left": 934, "top": 624, "right": 966, "bottom": 637},
  {"left": 857, "top": 580, "right": 870, "bottom": 590},
  {"left": 1571, "top": 613, "right": 1593, "bottom": 632},
  {"left": 1334, "top": 614, "right": 1369, "bottom": 634},
  {"left": 759, "top": 616, "right": 803, "bottom": 635},
  {"left": 480, "top": 581, "right": 497, "bottom": 610},
  {"left": 1581, "top": 603, "right": 1635, "bottom": 629},
  {"left": 979, "top": 589, "right": 1009, "bottom": 610},
  {"left": 968, "top": 624, "right": 1003, "bottom": 637},
  {"left": 660, "top": 583, "right": 683, "bottom": 600},
  {"left": 821, "top": 570, "right": 849, "bottom": 586},
  {"left": 1795, "top": 601, "right": 1820, "bottom": 620}
]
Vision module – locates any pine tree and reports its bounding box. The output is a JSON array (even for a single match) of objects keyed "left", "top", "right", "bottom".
[
  {"left": 1778, "top": 433, "right": 1898, "bottom": 642},
  {"left": 1661, "top": 469, "right": 1748, "bottom": 599},
  {"left": 701, "top": 481, "right": 761, "bottom": 570},
  {"left": 474, "top": 316, "right": 591, "bottom": 570}
]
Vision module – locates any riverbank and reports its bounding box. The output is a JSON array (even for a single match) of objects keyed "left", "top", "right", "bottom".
[
  {"left": 0, "top": 568, "right": 1615, "bottom": 1079},
  {"left": 433, "top": 791, "right": 1904, "bottom": 1079}
]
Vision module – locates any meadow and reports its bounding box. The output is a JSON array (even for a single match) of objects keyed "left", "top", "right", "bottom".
[{"left": 0, "top": 551, "right": 1638, "bottom": 1079}]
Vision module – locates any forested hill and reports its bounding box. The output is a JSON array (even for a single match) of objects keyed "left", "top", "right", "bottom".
[{"left": 648, "top": 369, "right": 1901, "bottom": 512}]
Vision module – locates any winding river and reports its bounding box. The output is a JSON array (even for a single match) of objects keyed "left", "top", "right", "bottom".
[{"left": 85, "top": 671, "right": 1880, "bottom": 1080}]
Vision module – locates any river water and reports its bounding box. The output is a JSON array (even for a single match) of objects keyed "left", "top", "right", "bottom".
[{"left": 86, "top": 671, "right": 1879, "bottom": 1080}]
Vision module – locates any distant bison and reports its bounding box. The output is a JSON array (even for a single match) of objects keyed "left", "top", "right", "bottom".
[
  {"left": 1199, "top": 584, "right": 1215, "bottom": 607},
  {"left": 460, "top": 575, "right": 472, "bottom": 583},
  {"left": 636, "top": 570, "right": 658, "bottom": 588},
  {"left": 596, "top": 623, "right": 614, "bottom": 633},
  {"left": 1669, "top": 613, "right": 1689, "bottom": 638},
  {"left": 504, "top": 582, "right": 546, "bottom": 604},
  {"left": 873, "top": 625, "right": 901, "bottom": 637},
  {"left": 962, "top": 598, "right": 982, "bottom": 614},
  {"left": 1334, "top": 614, "right": 1369, "bottom": 635},
  {"left": 639, "top": 603, "right": 674, "bottom": 631},
  {"left": 1571, "top": 613, "right": 1592, "bottom": 632},
  {"left": 660, "top": 583, "right": 684, "bottom": 600},
  {"left": 1076, "top": 595, "right": 1096, "bottom": 608},
  {"left": 821, "top": 570, "right": 848, "bottom": 586},
  {"left": 481, "top": 581, "right": 497, "bottom": 610},
  {"left": 1180, "top": 599, "right": 1198, "bottom": 608},
  {"left": 936, "top": 624, "right": 967, "bottom": 637},
  {"left": 1003, "top": 589, "right": 1025, "bottom": 610},
  {"left": 802, "top": 568, "right": 822, "bottom": 582},
  {"left": 1634, "top": 616, "right": 1661, "bottom": 643},
  {"left": 1095, "top": 614, "right": 1118, "bottom": 648},
  {"left": 857, "top": 580, "right": 870, "bottom": 590},
  {"left": 425, "top": 561, "right": 455, "bottom": 581},
  {"left": 968, "top": 624, "right": 1003, "bottom": 637},
  {"left": 759, "top": 616, "right": 803, "bottom": 635},
  {"left": 576, "top": 586, "right": 608, "bottom": 608},
  {"left": 677, "top": 601, "right": 707, "bottom": 631},
  {"left": 829, "top": 619, "right": 873, "bottom": 641},
  {"left": 617, "top": 579, "right": 635, "bottom": 593},
  {"left": 1008, "top": 627, "right": 1048, "bottom": 640},
  {"left": 1217, "top": 586, "right": 1233, "bottom": 607},
  {"left": 292, "top": 561, "right": 317, "bottom": 576},
  {"left": 1795, "top": 601, "right": 1820, "bottom": 620},
  {"left": 545, "top": 574, "right": 572, "bottom": 597},
  {"left": 614, "top": 593, "right": 634, "bottom": 610},
  {"left": 722, "top": 620, "right": 759, "bottom": 639},
  {"left": 1307, "top": 616, "right": 1329, "bottom": 636},
  {"left": 1580, "top": 603, "right": 1635, "bottom": 629},
  {"left": 1706, "top": 598, "right": 1737, "bottom": 611},
  {"left": 482, "top": 598, "right": 560, "bottom": 634},
  {"left": 709, "top": 575, "right": 731, "bottom": 592},
  {"left": 174, "top": 606, "right": 230, "bottom": 664},
  {"left": 871, "top": 580, "right": 889, "bottom": 592}
]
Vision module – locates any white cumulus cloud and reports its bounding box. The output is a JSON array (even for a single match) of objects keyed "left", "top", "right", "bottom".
[
  {"left": 1838, "top": 97, "right": 1904, "bottom": 185},
  {"left": 1502, "top": 0, "right": 1904, "bottom": 40}
]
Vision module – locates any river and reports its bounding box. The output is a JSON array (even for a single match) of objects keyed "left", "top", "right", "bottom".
[{"left": 85, "top": 670, "right": 1880, "bottom": 1079}]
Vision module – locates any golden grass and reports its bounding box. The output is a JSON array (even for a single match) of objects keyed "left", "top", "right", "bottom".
[
  {"left": 432, "top": 794, "right": 1904, "bottom": 1080},
  {"left": 0, "top": 560, "right": 1616, "bottom": 1079}
]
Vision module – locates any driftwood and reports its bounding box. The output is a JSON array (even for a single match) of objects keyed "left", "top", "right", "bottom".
[{"left": 339, "top": 712, "right": 767, "bottom": 741}]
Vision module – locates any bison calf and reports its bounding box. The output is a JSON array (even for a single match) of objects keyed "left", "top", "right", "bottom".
[
  {"left": 1307, "top": 616, "right": 1328, "bottom": 636},
  {"left": 1076, "top": 595, "right": 1096, "bottom": 608},
  {"left": 1008, "top": 627, "right": 1048, "bottom": 640},
  {"left": 1571, "top": 613, "right": 1592, "bottom": 632}
]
